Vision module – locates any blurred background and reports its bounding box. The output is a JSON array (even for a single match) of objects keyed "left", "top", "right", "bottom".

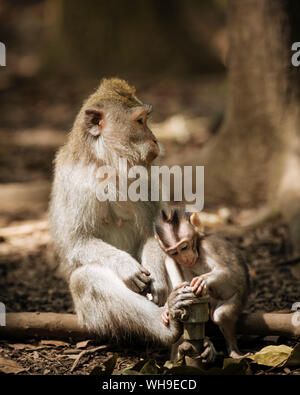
[
  {"left": 0, "top": 0, "right": 230, "bottom": 318},
  {"left": 0, "top": 0, "right": 227, "bottom": 214}
]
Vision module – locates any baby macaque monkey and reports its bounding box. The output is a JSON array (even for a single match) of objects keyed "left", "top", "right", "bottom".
[{"left": 154, "top": 209, "right": 250, "bottom": 359}]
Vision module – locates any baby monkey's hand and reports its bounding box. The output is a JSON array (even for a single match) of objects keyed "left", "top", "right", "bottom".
[
  {"left": 161, "top": 309, "right": 170, "bottom": 326},
  {"left": 191, "top": 275, "right": 208, "bottom": 296}
]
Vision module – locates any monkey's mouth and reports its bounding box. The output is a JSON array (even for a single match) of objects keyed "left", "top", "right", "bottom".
[
  {"left": 183, "top": 258, "right": 197, "bottom": 268},
  {"left": 145, "top": 141, "right": 159, "bottom": 163},
  {"left": 183, "top": 251, "right": 198, "bottom": 267}
]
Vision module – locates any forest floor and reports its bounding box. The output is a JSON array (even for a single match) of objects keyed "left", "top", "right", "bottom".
[
  {"left": 0, "top": 211, "right": 299, "bottom": 375},
  {"left": 0, "top": 76, "right": 300, "bottom": 375}
]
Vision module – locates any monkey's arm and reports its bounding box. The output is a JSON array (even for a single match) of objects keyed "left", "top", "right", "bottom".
[
  {"left": 66, "top": 237, "right": 151, "bottom": 294},
  {"left": 141, "top": 237, "right": 169, "bottom": 306},
  {"left": 50, "top": 189, "right": 151, "bottom": 293},
  {"left": 191, "top": 270, "right": 235, "bottom": 300}
]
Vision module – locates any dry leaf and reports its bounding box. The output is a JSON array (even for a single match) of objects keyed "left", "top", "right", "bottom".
[
  {"left": 76, "top": 340, "right": 91, "bottom": 349},
  {"left": 63, "top": 355, "right": 79, "bottom": 360},
  {"left": 71, "top": 345, "right": 109, "bottom": 372},
  {"left": 40, "top": 340, "right": 69, "bottom": 347},
  {"left": 8, "top": 343, "right": 49, "bottom": 351},
  {"left": 248, "top": 345, "right": 292, "bottom": 367},
  {"left": 33, "top": 351, "right": 39, "bottom": 360},
  {"left": 63, "top": 349, "right": 81, "bottom": 355},
  {"left": 8, "top": 344, "right": 31, "bottom": 350},
  {"left": 0, "top": 357, "right": 27, "bottom": 374},
  {"left": 24, "top": 346, "right": 50, "bottom": 351}
]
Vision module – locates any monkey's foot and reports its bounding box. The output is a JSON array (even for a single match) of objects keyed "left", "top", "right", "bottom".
[
  {"left": 199, "top": 338, "right": 221, "bottom": 364},
  {"left": 229, "top": 350, "right": 251, "bottom": 359}
]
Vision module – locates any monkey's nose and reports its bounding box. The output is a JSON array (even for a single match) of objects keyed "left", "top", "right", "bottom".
[
  {"left": 146, "top": 150, "right": 158, "bottom": 163},
  {"left": 145, "top": 139, "right": 159, "bottom": 163}
]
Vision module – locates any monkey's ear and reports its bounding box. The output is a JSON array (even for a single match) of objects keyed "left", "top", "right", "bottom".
[
  {"left": 172, "top": 209, "right": 179, "bottom": 225},
  {"left": 190, "top": 213, "right": 204, "bottom": 232},
  {"left": 85, "top": 108, "right": 105, "bottom": 136},
  {"left": 161, "top": 209, "right": 168, "bottom": 222}
]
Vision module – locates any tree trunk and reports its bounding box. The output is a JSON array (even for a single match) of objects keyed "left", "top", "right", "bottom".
[{"left": 185, "top": 0, "right": 300, "bottom": 257}]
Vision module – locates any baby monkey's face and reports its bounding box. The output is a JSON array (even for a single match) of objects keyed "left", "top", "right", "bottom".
[
  {"left": 154, "top": 210, "right": 202, "bottom": 268},
  {"left": 166, "top": 223, "right": 199, "bottom": 268}
]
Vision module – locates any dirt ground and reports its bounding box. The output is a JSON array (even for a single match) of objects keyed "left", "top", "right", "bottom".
[
  {"left": 0, "top": 76, "right": 300, "bottom": 375},
  {"left": 0, "top": 213, "right": 299, "bottom": 375}
]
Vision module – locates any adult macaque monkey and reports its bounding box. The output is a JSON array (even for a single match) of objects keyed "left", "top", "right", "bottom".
[
  {"left": 154, "top": 209, "right": 250, "bottom": 358},
  {"left": 50, "top": 79, "right": 195, "bottom": 345}
]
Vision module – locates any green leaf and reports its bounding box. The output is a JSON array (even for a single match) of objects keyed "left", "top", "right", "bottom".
[
  {"left": 120, "top": 370, "right": 143, "bottom": 375},
  {"left": 119, "top": 359, "right": 147, "bottom": 375},
  {"left": 222, "top": 358, "right": 250, "bottom": 375},
  {"left": 119, "top": 358, "right": 164, "bottom": 375},
  {"left": 140, "top": 359, "right": 164, "bottom": 374},
  {"left": 163, "top": 356, "right": 249, "bottom": 376},
  {"left": 90, "top": 365, "right": 105, "bottom": 375},
  {"left": 284, "top": 343, "right": 300, "bottom": 367},
  {"left": 90, "top": 353, "right": 118, "bottom": 375},
  {"left": 163, "top": 357, "right": 185, "bottom": 370},
  {"left": 166, "top": 365, "right": 208, "bottom": 375}
]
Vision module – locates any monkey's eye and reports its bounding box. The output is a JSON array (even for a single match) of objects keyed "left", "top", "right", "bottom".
[
  {"left": 180, "top": 244, "right": 188, "bottom": 251},
  {"left": 137, "top": 118, "right": 144, "bottom": 125},
  {"left": 170, "top": 251, "right": 178, "bottom": 256}
]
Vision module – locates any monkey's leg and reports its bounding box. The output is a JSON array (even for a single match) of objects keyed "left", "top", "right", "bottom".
[
  {"left": 212, "top": 295, "right": 245, "bottom": 359},
  {"left": 70, "top": 264, "right": 181, "bottom": 345},
  {"left": 170, "top": 337, "right": 184, "bottom": 361}
]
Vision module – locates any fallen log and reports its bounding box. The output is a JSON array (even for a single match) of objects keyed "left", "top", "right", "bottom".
[
  {"left": 238, "top": 311, "right": 300, "bottom": 338},
  {"left": 0, "top": 313, "right": 87, "bottom": 340},
  {"left": 0, "top": 311, "right": 299, "bottom": 340}
]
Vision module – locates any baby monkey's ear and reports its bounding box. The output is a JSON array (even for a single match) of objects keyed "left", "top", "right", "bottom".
[{"left": 190, "top": 213, "right": 204, "bottom": 233}]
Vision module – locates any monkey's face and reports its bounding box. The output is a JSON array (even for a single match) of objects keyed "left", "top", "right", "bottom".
[
  {"left": 84, "top": 103, "right": 159, "bottom": 166},
  {"left": 167, "top": 237, "right": 198, "bottom": 268},
  {"left": 164, "top": 229, "right": 198, "bottom": 268},
  {"left": 122, "top": 105, "right": 160, "bottom": 165},
  {"left": 154, "top": 210, "right": 200, "bottom": 268},
  {"left": 172, "top": 247, "right": 196, "bottom": 268}
]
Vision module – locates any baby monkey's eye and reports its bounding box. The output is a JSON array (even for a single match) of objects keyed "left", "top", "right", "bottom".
[
  {"left": 171, "top": 251, "right": 178, "bottom": 256},
  {"left": 180, "top": 244, "right": 188, "bottom": 251},
  {"left": 137, "top": 118, "right": 144, "bottom": 125}
]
